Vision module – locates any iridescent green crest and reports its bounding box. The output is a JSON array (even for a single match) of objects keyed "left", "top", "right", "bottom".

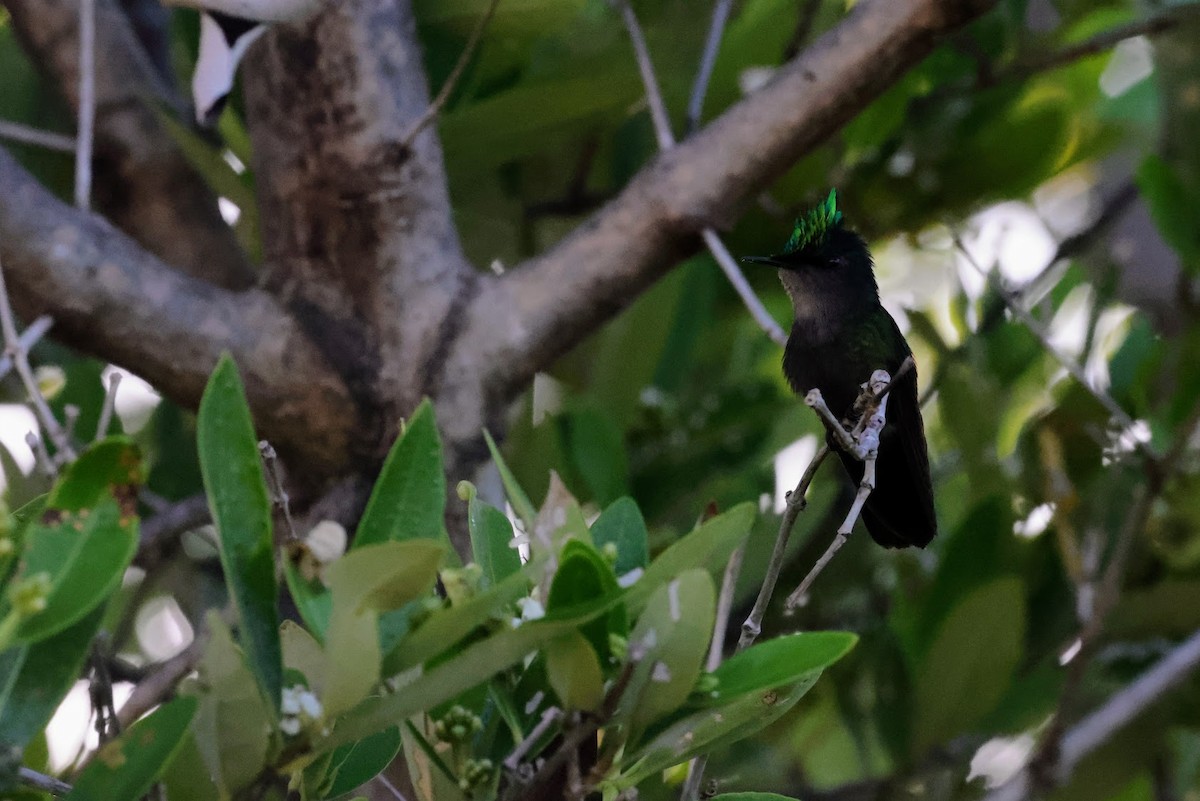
[{"left": 783, "top": 189, "right": 843, "bottom": 254}]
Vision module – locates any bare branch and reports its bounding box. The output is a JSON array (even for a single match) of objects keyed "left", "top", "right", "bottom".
[
  {"left": 0, "top": 315, "right": 54, "bottom": 380},
  {"left": 19, "top": 767, "right": 72, "bottom": 796},
  {"left": 688, "top": 0, "right": 735, "bottom": 134},
  {"left": 737, "top": 444, "right": 830, "bottom": 651},
  {"left": 984, "top": 627, "right": 1200, "bottom": 801},
  {"left": 786, "top": 369, "right": 892, "bottom": 609},
  {"left": 116, "top": 634, "right": 206, "bottom": 729},
  {"left": 469, "top": 0, "right": 999, "bottom": 396},
  {"left": 611, "top": 0, "right": 675, "bottom": 150},
  {"left": 3, "top": 0, "right": 253, "bottom": 287},
  {"left": 952, "top": 234, "right": 1142, "bottom": 439},
  {"left": 0, "top": 149, "right": 358, "bottom": 473},
  {"left": 782, "top": 0, "right": 822, "bottom": 61},
  {"left": 74, "top": 0, "right": 95, "bottom": 210},
  {"left": 0, "top": 120, "right": 75, "bottom": 152},
  {"left": 703, "top": 229, "right": 788, "bottom": 346},
  {"left": 260, "top": 440, "right": 297, "bottom": 542},
  {"left": 399, "top": 0, "right": 501, "bottom": 149},
  {"left": 136, "top": 493, "right": 211, "bottom": 567},
  {"left": 94, "top": 370, "right": 121, "bottom": 442},
  {"left": 0, "top": 254, "right": 76, "bottom": 463},
  {"left": 613, "top": 0, "right": 788, "bottom": 345},
  {"left": 243, "top": 0, "right": 475, "bottom": 423},
  {"left": 989, "top": 9, "right": 1190, "bottom": 86}
]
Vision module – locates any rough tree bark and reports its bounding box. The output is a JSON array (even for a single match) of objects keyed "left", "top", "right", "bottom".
[{"left": 0, "top": 0, "right": 998, "bottom": 549}]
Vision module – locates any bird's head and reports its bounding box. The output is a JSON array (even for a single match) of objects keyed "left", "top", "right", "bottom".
[{"left": 742, "top": 189, "right": 878, "bottom": 309}]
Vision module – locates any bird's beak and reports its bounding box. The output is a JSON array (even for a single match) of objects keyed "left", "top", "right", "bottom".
[{"left": 741, "top": 255, "right": 785, "bottom": 268}]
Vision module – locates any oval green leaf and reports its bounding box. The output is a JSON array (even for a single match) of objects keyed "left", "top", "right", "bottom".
[
  {"left": 64, "top": 696, "right": 197, "bottom": 801},
  {"left": 197, "top": 354, "right": 281, "bottom": 713},
  {"left": 707, "top": 631, "right": 857, "bottom": 703},
  {"left": 355, "top": 400, "right": 446, "bottom": 547}
]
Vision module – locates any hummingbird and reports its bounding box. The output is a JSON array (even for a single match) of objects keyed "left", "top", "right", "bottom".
[{"left": 743, "top": 190, "right": 937, "bottom": 548}]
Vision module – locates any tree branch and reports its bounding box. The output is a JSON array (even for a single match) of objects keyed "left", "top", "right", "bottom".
[
  {"left": 465, "top": 0, "right": 999, "bottom": 398},
  {"left": 988, "top": 9, "right": 1190, "bottom": 86},
  {"left": 242, "top": 0, "right": 475, "bottom": 448},
  {"left": 0, "top": 149, "right": 358, "bottom": 473},
  {"left": 3, "top": 0, "right": 254, "bottom": 288},
  {"left": 984, "top": 626, "right": 1200, "bottom": 801}
]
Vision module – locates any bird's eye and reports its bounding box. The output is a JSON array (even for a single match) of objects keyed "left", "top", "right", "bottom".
[{"left": 829, "top": 255, "right": 848, "bottom": 268}]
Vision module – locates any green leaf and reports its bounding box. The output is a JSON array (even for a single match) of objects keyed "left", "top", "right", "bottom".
[
  {"left": 545, "top": 630, "right": 604, "bottom": 712},
  {"left": 1136, "top": 154, "right": 1200, "bottom": 269},
  {"left": 911, "top": 577, "right": 1026, "bottom": 756},
  {"left": 14, "top": 500, "right": 136, "bottom": 643},
  {"left": 383, "top": 564, "right": 534, "bottom": 675},
  {"left": 625, "top": 503, "right": 754, "bottom": 614},
  {"left": 322, "top": 541, "right": 444, "bottom": 717},
  {"left": 281, "top": 620, "right": 326, "bottom": 696},
  {"left": 707, "top": 632, "right": 857, "bottom": 703},
  {"left": 198, "top": 354, "right": 281, "bottom": 713},
  {"left": 64, "top": 696, "right": 197, "bottom": 801},
  {"left": 283, "top": 562, "right": 332, "bottom": 643},
  {"left": 589, "top": 497, "right": 649, "bottom": 578},
  {"left": 617, "top": 569, "right": 714, "bottom": 734},
  {"left": 712, "top": 795, "right": 802, "bottom": 801},
  {"left": 321, "top": 726, "right": 403, "bottom": 799},
  {"left": 159, "top": 728, "right": 220, "bottom": 801},
  {"left": 356, "top": 400, "right": 446, "bottom": 548},
  {"left": 324, "top": 589, "right": 619, "bottom": 750},
  {"left": 463, "top": 482, "right": 520, "bottom": 588},
  {"left": 483, "top": 429, "right": 536, "bottom": 531},
  {"left": 184, "top": 614, "right": 274, "bottom": 797},
  {"left": 547, "top": 540, "right": 624, "bottom": 665},
  {"left": 7, "top": 440, "right": 140, "bottom": 643},
  {"left": 616, "top": 672, "right": 822, "bottom": 789},
  {"left": 0, "top": 608, "right": 103, "bottom": 749}
]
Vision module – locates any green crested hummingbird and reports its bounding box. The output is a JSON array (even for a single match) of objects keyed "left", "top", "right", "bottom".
[{"left": 744, "top": 190, "right": 937, "bottom": 548}]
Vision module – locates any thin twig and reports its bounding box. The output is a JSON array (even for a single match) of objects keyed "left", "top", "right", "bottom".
[
  {"left": 135, "top": 493, "right": 212, "bottom": 566},
  {"left": 503, "top": 707, "right": 563, "bottom": 774},
  {"left": 26, "top": 431, "right": 55, "bottom": 477},
  {"left": 116, "top": 632, "right": 206, "bottom": 729},
  {"left": 702, "top": 230, "right": 789, "bottom": 346},
  {"left": 988, "top": 10, "right": 1186, "bottom": 86},
  {"left": 62, "top": 404, "right": 81, "bottom": 442},
  {"left": 0, "top": 120, "right": 76, "bottom": 152},
  {"left": 0, "top": 315, "right": 53, "bottom": 381},
  {"left": 0, "top": 256, "right": 76, "bottom": 464},
  {"left": 805, "top": 389, "right": 860, "bottom": 453},
  {"left": 19, "top": 767, "right": 72, "bottom": 796},
  {"left": 984, "top": 626, "right": 1200, "bottom": 801},
  {"left": 94, "top": 371, "right": 122, "bottom": 441},
  {"left": 75, "top": 0, "right": 95, "bottom": 210},
  {"left": 687, "top": 0, "right": 735, "bottom": 134},
  {"left": 1027, "top": 401, "right": 1200, "bottom": 790},
  {"left": 785, "top": 370, "right": 892, "bottom": 609},
  {"left": 681, "top": 538, "right": 747, "bottom": 800},
  {"left": 398, "top": 0, "right": 500, "bottom": 149},
  {"left": 707, "top": 543, "right": 744, "bottom": 671},
  {"left": 782, "top": 0, "right": 822, "bottom": 61},
  {"left": 613, "top": 0, "right": 788, "bottom": 346},
  {"left": 259, "top": 441, "right": 297, "bottom": 542},
  {"left": 736, "top": 445, "right": 829, "bottom": 651},
  {"left": 373, "top": 772, "right": 411, "bottom": 801},
  {"left": 952, "top": 234, "right": 1141, "bottom": 439},
  {"left": 612, "top": 0, "right": 675, "bottom": 150}
]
